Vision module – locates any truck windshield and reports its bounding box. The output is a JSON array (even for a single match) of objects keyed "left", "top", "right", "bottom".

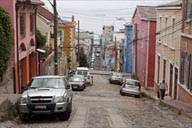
[{"left": 28, "top": 78, "right": 65, "bottom": 89}]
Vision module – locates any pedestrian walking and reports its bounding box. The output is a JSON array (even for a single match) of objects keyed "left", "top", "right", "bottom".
[{"left": 159, "top": 79, "right": 167, "bottom": 100}]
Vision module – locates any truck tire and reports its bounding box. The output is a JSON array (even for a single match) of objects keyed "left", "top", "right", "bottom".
[{"left": 60, "top": 101, "right": 72, "bottom": 121}]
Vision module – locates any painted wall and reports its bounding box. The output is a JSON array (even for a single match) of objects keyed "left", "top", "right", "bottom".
[
  {"left": 123, "top": 24, "right": 132, "bottom": 73},
  {"left": 0, "top": 0, "right": 42, "bottom": 93},
  {"left": 132, "top": 8, "right": 156, "bottom": 88}
]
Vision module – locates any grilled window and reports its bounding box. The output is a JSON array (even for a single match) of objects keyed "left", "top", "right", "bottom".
[
  {"left": 180, "top": 51, "right": 185, "bottom": 84},
  {"left": 20, "top": 13, "right": 26, "bottom": 36},
  {"left": 163, "top": 59, "right": 166, "bottom": 80},
  {"left": 30, "top": 13, "right": 35, "bottom": 34},
  {"left": 184, "top": 0, "right": 192, "bottom": 20}
]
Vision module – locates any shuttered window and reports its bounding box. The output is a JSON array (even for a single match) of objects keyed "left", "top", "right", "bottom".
[
  {"left": 180, "top": 51, "right": 184, "bottom": 84},
  {"left": 20, "top": 13, "right": 26, "bottom": 37}
]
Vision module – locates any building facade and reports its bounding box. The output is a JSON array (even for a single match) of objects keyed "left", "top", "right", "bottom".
[
  {"left": 123, "top": 24, "right": 133, "bottom": 73},
  {"left": 58, "top": 16, "right": 77, "bottom": 72},
  {"left": 132, "top": 6, "right": 156, "bottom": 88},
  {"left": 179, "top": 0, "right": 192, "bottom": 103},
  {"left": 155, "top": 0, "right": 182, "bottom": 99},
  {"left": 0, "top": 0, "right": 43, "bottom": 93},
  {"left": 36, "top": 6, "right": 55, "bottom": 75}
]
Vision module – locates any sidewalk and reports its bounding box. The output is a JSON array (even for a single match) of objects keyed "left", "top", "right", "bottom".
[
  {"left": 0, "top": 94, "right": 20, "bottom": 121},
  {"left": 142, "top": 87, "right": 192, "bottom": 119}
]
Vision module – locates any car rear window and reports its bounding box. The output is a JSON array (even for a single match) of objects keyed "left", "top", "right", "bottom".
[
  {"left": 113, "top": 72, "right": 122, "bottom": 77},
  {"left": 77, "top": 70, "right": 88, "bottom": 76},
  {"left": 126, "top": 80, "right": 139, "bottom": 86},
  {"left": 69, "top": 77, "right": 81, "bottom": 82}
]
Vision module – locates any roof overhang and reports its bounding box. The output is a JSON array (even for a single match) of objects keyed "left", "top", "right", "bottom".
[{"left": 156, "top": 6, "right": 181, "bottom": 10}]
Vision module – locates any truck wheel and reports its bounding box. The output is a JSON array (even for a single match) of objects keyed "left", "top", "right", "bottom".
[{"left": 60, "top": 102, "right": 72, "bottom": 121}]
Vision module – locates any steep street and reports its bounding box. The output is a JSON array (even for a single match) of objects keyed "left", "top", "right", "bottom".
[{"left": 0, "top": 74, "right": 192, "bottom": 128}]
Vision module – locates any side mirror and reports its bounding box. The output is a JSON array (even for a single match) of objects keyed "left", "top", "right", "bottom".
[{"left": 21, "top": 85, "right": 28, "bottom": 91}]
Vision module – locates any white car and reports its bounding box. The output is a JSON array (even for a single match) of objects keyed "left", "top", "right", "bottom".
[
  {"left": 75, "top": 67, "right": 90, "bottom": 84},
  {"left": 69, "top": 75, "right": 86, "bottom": 91},
  {"left": 96, "top": 52, "right": 100, "bottom": 57},
  {"left": 120, "top": 79, "right": 141, "bottom": 98}
]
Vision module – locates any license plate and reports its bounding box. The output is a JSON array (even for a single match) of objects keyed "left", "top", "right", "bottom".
[
  {"left": 73, "top": 86, "right": 77, "bottom": 88},
  {"left": 35, "top": 105, "right": 47, "bottom": 109}
]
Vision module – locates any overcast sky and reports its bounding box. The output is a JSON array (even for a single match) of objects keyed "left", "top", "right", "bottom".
[{"left": 43, "top": 0, "right": 176, "bottom": 37}]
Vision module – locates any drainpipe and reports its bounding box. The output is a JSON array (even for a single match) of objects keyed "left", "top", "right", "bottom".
[
  {"left": 34, "top": 7, "right": 38, "bottom": 75},
  {"left": 15, "top": 2, "right": 21, "bottom": 93}
]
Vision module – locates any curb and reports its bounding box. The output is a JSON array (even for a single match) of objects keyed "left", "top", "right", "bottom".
[{"left": 143, "top": 91, "right": 192, "bottom": 119}]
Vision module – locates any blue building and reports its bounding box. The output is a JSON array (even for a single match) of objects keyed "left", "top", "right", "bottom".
[{"left": 123, "top": 24, "right": 132, "bottom": 73}]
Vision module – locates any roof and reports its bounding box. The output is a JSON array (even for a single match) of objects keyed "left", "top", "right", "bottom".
[
  {"left": 18, "top": 0, "right": 44, "bottom": 5},
  {"left": 37, "top": 6, "right": 54, "bottom": 21},
  {"left": 133, "top": 6, "right": 157, "bottom": 21},
  {"left": 157, "top": 0, "right": 182, "bottom": 8}
]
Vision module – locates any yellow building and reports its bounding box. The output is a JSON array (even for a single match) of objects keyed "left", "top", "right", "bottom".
[{"left": 58, "top": 16, "right": 77, "bottom": 71}]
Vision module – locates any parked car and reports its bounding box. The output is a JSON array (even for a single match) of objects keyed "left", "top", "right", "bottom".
[
  {"left": 75, "top": 67, "right": 90, "bottom": 84},
  {"left": 69, "top": 75, "right": 86, "bottom": 91},
  {"left": 18, "top": 75, "right": 73, "bottom": 121},
  {"left": 96, "top": 52, "right": 100, "bottom": 57},
  {"left": 109, "top": 72, "right": 123, "bottom": 85},
  {"left": 120, "top": 78, "right": 141, "bottom": 98}
]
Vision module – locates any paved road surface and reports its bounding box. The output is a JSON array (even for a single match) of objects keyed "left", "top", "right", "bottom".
[{"left": 0, "top": 74, "right": 192, "bottom": 128}]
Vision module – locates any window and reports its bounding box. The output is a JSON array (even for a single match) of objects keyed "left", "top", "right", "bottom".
[
  {"left": 164, "top": 17, "right": 168, "bottom": 45},
  {"left": 20, "top": 13, "right": 26, "bottom": 36},
  {"left": 190, "top": 55, "right": 192, "bottom": 92},
  {"left": 157, "top": 56, "right": 160, "bottom": 83},
  {"left": 180, "top": 51, "right": 185, "bottom": 84},
  {"left": 158, "top": 17, "right": 162, "bottom": 41},
  {"left": 59, "top": 30, "right": 64, "bottom": 42},
  {"left": 30, "top": 13, "right": 35, "bottom": 33},
  {"left": 163, "top": 59, "right": 166, "bottom": 80},
  {"left": 184, "top": 53, "right": 190, "bottom": 89},
  {"left": 171, "top": 18, "right": 175, "bottom": 48},
  {"left": 184, "top": 0, "right": 192, "bottom": 20}
]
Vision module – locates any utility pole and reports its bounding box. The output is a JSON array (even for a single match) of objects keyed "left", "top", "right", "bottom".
[
  {"left": 115, "top": 36, "right": 117, "bottom": 72},
  {"left": 134, "top": 23, "right": 138, "bottom": 80},
  {"left": 90, "top": 38, "right": 94, "bottom": 67},
  {"left": 77, "top": 20, "right": 80, "bottom": 65},
  {"left": 53, "top": 0, "right": 58, "bottom": 75}
]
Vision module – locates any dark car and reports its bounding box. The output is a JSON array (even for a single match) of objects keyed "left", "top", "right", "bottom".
[
  {"left": 109, "top": 72, "right": 123, "bottom": 85},
  {"left": 69, "top": 75, "right": 86, "bottom": 91}
]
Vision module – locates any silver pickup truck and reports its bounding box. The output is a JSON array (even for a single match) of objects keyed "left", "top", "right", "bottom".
[{"left": 18, "top": 75, "right": 73, "bottom": 121}]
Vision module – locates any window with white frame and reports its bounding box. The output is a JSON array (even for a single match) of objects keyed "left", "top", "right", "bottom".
[
  {"left": 171, "top": 18, "right": 175, "bottom": 48},
  {"left": 164, "top": 17, "right": 168, "bottom": 45},
  {"left": 158, "top": 17, "right": 162, "bottom": 42},
  {"left": 163, "top": 59, "right": 166, "bottom": 80},
  {"left": 157, "top": 56, "right": 160, "bottom": 83}
]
